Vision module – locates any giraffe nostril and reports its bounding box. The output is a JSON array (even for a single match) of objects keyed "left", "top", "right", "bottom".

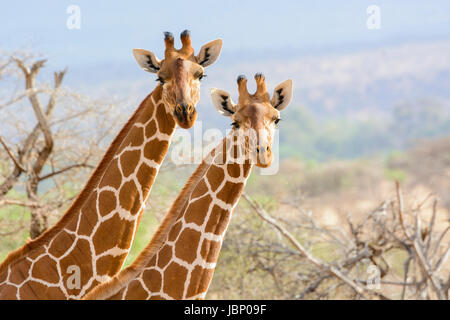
[
  {"left": 187, "top": 105, "right": 193, "bottom": 113},
  {"left": 266, "top": 146, "right": 270, "bottom": 152},
  {"left": 176, "top": 105, "right": 183, "bottom": 114},
  {"left": 256, "top": 146, "right": 260, "bottom": 153}
]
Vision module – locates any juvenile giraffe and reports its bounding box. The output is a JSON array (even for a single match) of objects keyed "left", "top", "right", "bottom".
[
  {"left": 0, "top": 30, "right": 223, "bottom": 299},
  {"left": 82, "top": 74, "right": 293, "bottom": 300}
]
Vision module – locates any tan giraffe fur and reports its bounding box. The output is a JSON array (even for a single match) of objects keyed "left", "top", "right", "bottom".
[
  {"left": 82, "top": 74, "right": 293, "bottom": 300},
  {"left": 0, "top": 31, "right": 222, "bottom": 300}
]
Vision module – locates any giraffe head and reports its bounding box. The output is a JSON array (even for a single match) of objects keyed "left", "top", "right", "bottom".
[
  {"left": 133, "top": 30, "right": 223, "bottom": 129},
  {"left": 210, "top": 74, "right": 293, "bottom": 168}
]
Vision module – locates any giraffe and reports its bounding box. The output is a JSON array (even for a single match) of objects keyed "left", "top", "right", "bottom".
[
  {"left": 0, "top": 30, "right": 223, "bottom": 299},
  {"left": 82, "top": 73, "right": 293, "bottom": 300}
]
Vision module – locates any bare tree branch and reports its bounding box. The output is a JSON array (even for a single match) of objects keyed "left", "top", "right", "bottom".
[
  {"left": 0, "top": 88, "right": 47, "bottom": 110},
  {"left": 395, "top": 181, "right": 446, "bottom": 300},
  {"left": 242, "top": 192, "right": 389, "bottom": 300},
  {"left": 0, "top": 135, "right": 27, "bottom": 172},
  {"left": 38, "top": 162, "right": 95, "bottom": 181},
  {"left": 0, "top": 198, "right": 43, "bottom": 208}
]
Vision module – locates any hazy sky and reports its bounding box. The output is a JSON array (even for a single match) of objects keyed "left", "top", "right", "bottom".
[
  {"left": 2, "top": 0, "right": 450, "bottom": 69},
  {"left": 2, "top": 1, "right": 450, "bottom": 160}
]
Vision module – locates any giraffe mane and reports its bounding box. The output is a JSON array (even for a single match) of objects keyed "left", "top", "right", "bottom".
[
  {"left": 0, "top": 89, "right": 158, "bottom": 277},
  {"left": 82, "top": 141, "right": 222, "bottom": 300}
]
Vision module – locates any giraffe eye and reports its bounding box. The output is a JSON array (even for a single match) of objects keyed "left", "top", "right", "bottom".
[
  {"left": 198, "top": 73, "right": 206, "bottom": 81},
  {"left": 274, "top": 118, "right": 281, "bottom": 126},
  {"left": 156, "top": 77, "right": 165, "bottom": 85},
  {"left": 231, "top": 121, "right": 240, "bottom": 129}
]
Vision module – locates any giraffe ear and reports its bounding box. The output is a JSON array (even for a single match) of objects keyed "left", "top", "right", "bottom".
[
  {"left": 210, "top": 88, "right": 236, "bottom": 117},
  {"left": 271, "top": 79, "right": 293, "bottom": 111},
  {"left": 132, "top": 48, "right": 161, "bottom": 73},
  {"left": 196, "top": 39, "right": 223, "bottom": 67}
]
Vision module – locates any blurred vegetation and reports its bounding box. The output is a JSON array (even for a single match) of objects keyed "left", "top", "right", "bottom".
[
  {"left": 207, "top": 137, "right": 450, "bottom": 299},
  {"left": 280, "top": 99, "right": 450, "bottom": 161}
]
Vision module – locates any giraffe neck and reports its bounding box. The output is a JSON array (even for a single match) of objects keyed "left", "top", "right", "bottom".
[
  {"left": 0, "top": 85, "right": 177, "bottom": 299},
  {"left": 85, "top": 134, "right": 253, "bottom": 300}
]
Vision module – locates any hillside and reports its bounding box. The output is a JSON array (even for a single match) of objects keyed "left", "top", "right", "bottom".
[{"left": 63, "top": 40, "right": 450, "bottom": 161}]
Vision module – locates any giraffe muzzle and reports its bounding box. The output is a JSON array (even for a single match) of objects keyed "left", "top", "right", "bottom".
[
  {"left": 255, "top": 144, "right": 272, "bottom": 168},
  {"left": 174, "top": 103, "right": 197, "bottom": 128}
]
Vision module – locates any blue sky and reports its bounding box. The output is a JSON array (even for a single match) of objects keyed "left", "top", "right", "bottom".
[{"left": 2, "top": 0, "right": 450, "bottom": 69}]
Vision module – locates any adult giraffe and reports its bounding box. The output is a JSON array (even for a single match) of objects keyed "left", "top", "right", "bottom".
[
  {"left": 83, "top": 73, "right": 293, "bottom": 300},
  {"left": 0, "top": 30, "right": 223, "bottom": 299}
]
